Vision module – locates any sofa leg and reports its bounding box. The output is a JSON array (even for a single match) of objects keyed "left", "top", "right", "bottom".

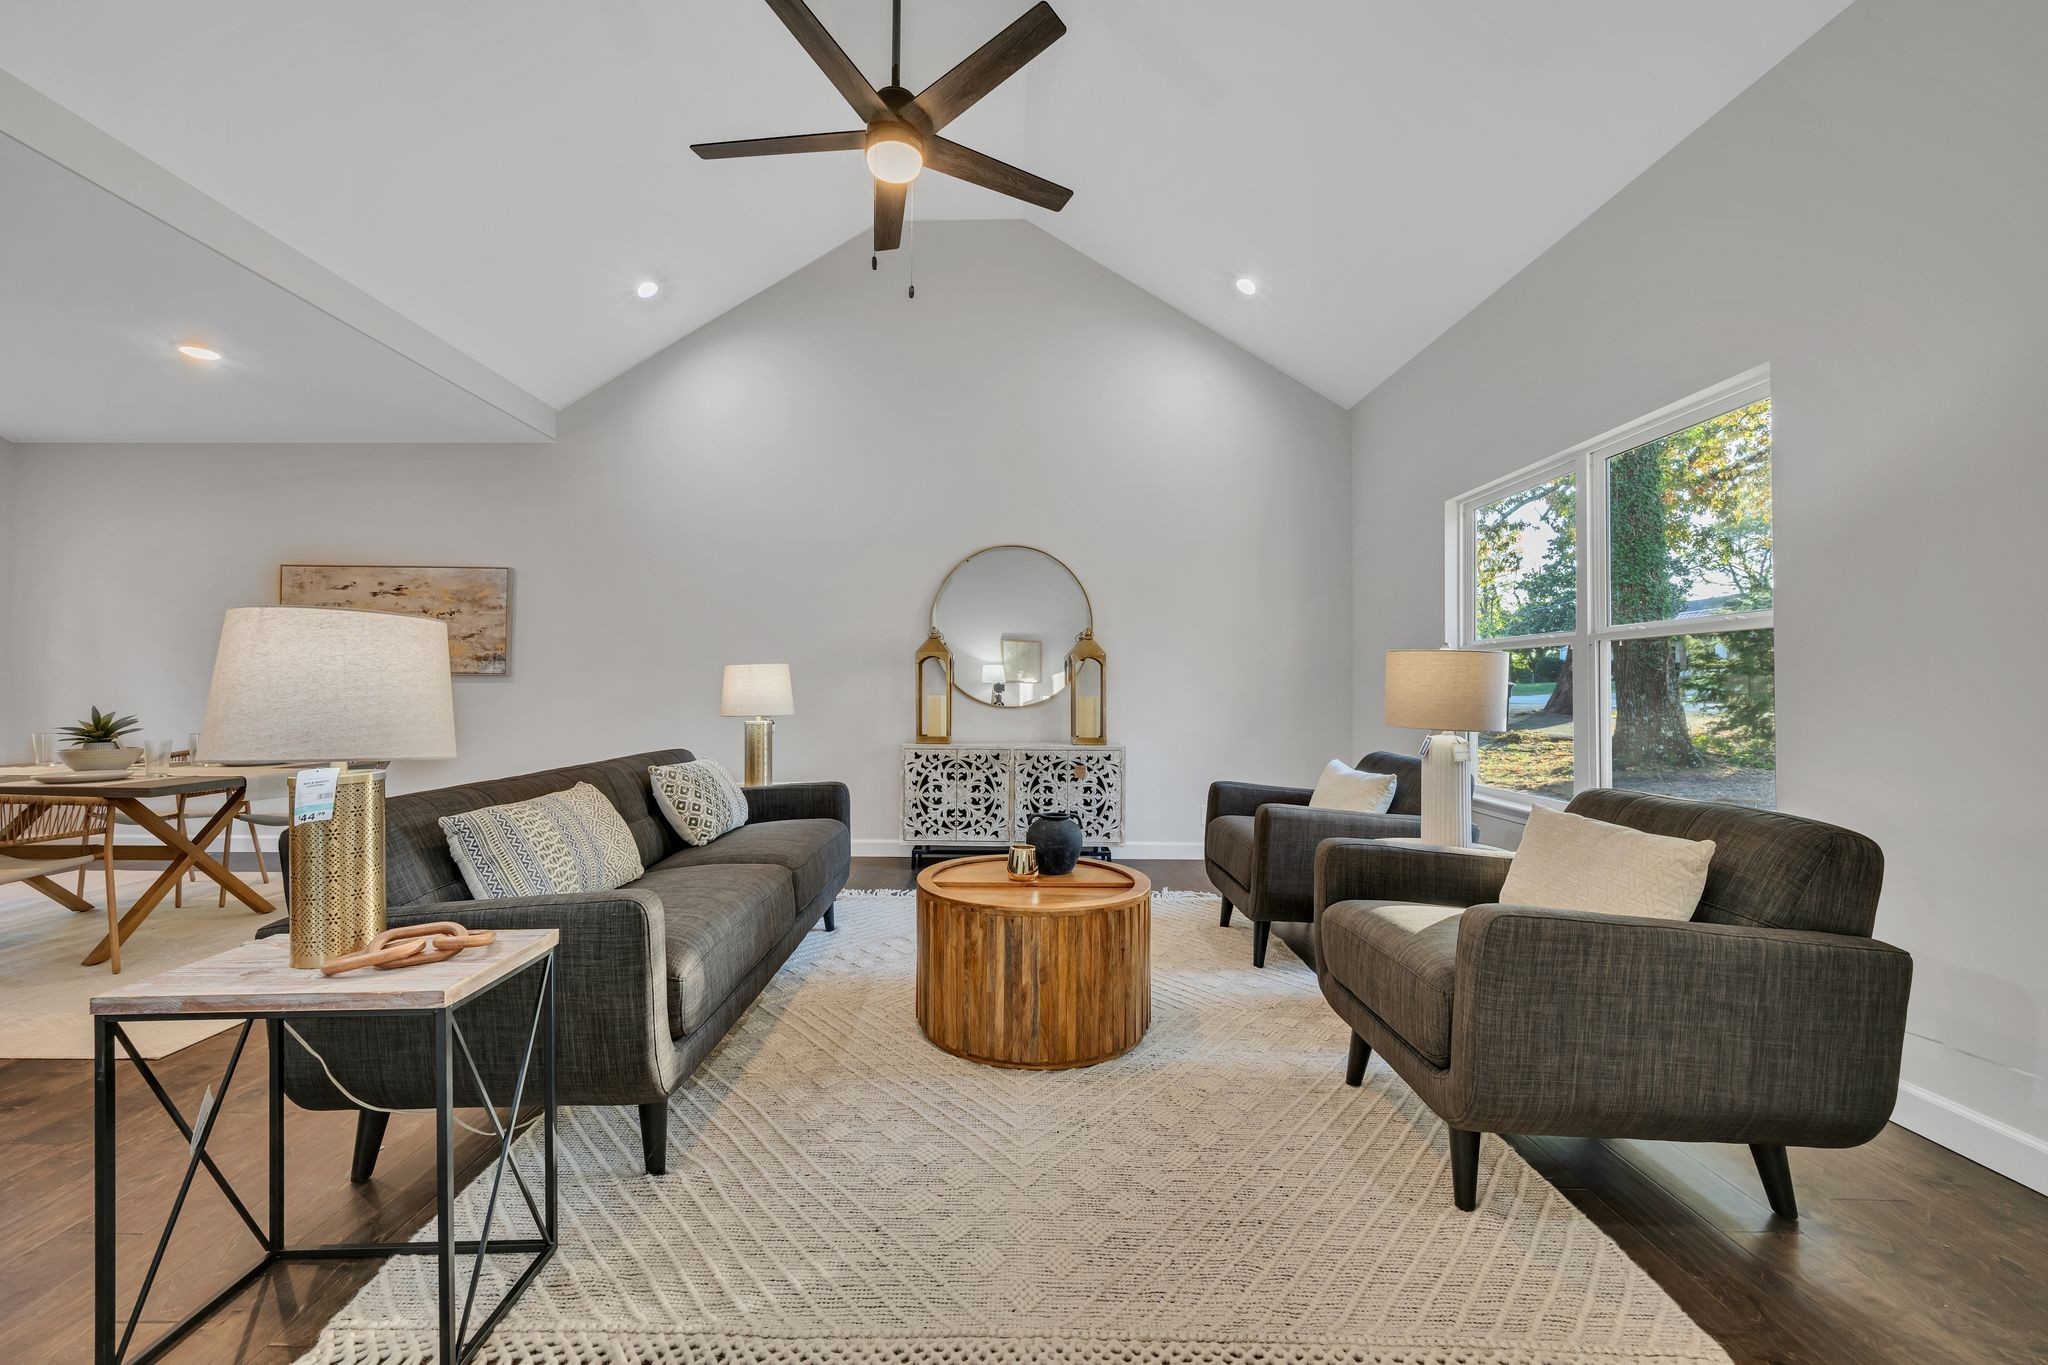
[
  {"left": 1252, "top": 920, "right": 1271, "bottom": 968},
  {"left": 1219, "top": 898, "right": 1233, "bottom": 928},
  {"left": 1449, "top": 1127, "right": 1480, "bottom": 1211},
  {"left": 350, "top": 1109, "right": 389, "bottom": 1185},
  {"left": 639, "top": 1101, "right": 669, "bottom": 1176},
  {"left": 1751, "top": 1143, "right": 1799, "bottom": 1220},
  {"left": 823, "top": 904, "right": 837, "bottom": 932},
  {"left": 1345, "top": 1032, "right": 1371, "bottom": 1087}
]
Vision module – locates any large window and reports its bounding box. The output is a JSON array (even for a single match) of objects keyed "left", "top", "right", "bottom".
[{"left": 1454, "top": 369, "right": 1775, "bottom": 809}]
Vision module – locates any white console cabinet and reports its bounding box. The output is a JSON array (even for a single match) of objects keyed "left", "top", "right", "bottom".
[{"left": 902, "top": 744, "right": 1125, "bottom": 860}]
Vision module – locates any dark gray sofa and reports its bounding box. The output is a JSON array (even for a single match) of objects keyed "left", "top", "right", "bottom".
[
  {"left": 261, "top": 749, "right": 849, "bottom": 1177},
  {"left": 1207, "top": 752, "right": 1473, "bottom": 967},
  {"left": 1313, "top": 789, "right": 1913, "bottom": 1218}
]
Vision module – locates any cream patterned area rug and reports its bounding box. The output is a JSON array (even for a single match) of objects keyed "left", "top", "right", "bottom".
[
  {"left": 0, "top": 867, "right": 285, "bottom": 1059},
  {"left": 301, "top": 889, "right": 1728, "bottom": 1364}
]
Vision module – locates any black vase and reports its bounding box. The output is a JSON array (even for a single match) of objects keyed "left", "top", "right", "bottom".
[{"left": 1025, "top": 811, "right": 1084, "bottom": 877}]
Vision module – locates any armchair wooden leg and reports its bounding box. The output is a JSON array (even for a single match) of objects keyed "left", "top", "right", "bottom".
[
  {"left": 1345, "top": 1032, "right": 1371, "bottom": 1086},
  {"left": 1219, "top": 897, "right": 1232, "bottom": 928},
  {"left": 640, "top": 1101, "right": 670, "bottom": 1175},
  {"left": 1450, "top": 1127, "right": 1480, "bottom": 1211},
  {"left": 350, "top": 1109, "right": 390, "bottom": 1184},
  {"left": 823, "top": 904, "right": 836, "bottom": 932},
  {"left": 1251, "top": 920, "right": 1271, "bottom": 968},
  {"left": 1750, "top": 1143, "right": 1799, "bottom": 1220}
]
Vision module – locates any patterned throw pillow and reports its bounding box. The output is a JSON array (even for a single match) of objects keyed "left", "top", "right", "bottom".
[
  {"left": 650, "top": 760, "right": 749, "bottom": 847},
  {"left": 439, "top": 781, "right": 645, "bottom": 900}
]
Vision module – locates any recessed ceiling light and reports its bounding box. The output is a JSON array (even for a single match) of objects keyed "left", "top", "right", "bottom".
[
  {"left": 635, "top": 280, "right": 661, "bottom": 299},
  {"left": 1234, "top": 278, "right": 1258, "bottom": 296},
  {"left": 176, "top": 344, "right": 222, "bottom": 361}
]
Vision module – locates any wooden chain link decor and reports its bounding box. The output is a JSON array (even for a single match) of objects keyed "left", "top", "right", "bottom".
[{"left": 317, "top": 921, "right": 498, "bottom": 976}]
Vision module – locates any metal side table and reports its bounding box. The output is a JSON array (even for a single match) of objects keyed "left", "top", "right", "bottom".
[{"left": 90, "top": 929, "right": 560, "bottom": 1365}]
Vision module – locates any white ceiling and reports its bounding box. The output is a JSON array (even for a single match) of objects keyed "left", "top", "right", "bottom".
[{"left": 0, "top": 0, "right": 1852, "bottom": 430}]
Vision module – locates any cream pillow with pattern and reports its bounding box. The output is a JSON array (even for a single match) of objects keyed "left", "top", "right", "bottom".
[
  {"left": 1498, "top": 806, "right": 1714, "bottom": 921},
  {"left": 439, "top": 781, "right": 644, "bottom": 900},
  {"left": 650, "top": 760, "right": 749, "bottom": 847}
]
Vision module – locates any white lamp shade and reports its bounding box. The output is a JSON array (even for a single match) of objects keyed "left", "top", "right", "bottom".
[
  {"left": 720, "top": 663, "right": 793, "bottom": 717},
  {"left": 980, "top": 663, "right": 1007, "bottom": 685},
  {"left": 1384, "top": 649, "right": 1510, "bottom": 733},
  {"left": 197, "top": 607, "right": 457, "bottom": 762}
]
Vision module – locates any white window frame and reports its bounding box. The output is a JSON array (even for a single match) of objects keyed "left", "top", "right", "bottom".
[{"left": 1446, "top": 365, "right": 1773, "bottom": 812}]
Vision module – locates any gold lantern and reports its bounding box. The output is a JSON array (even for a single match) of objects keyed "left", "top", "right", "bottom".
[
  {"left": 916, "top": 628, "right": 954, "bottom": 742},
  {"left": 1068, "top": 628, "right": 1107, "bottom": 744}
]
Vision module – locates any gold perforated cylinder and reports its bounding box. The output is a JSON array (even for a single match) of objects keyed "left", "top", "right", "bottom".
[
  {"left": 742, "top": 718, "right": 774, "bottom": 787},
  {"left": 285, "top": 768, "right": 386, "bottom": 968}
]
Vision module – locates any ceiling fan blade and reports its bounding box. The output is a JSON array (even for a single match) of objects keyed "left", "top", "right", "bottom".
[
  {"left": 763, "top": 0, "right": 887, "bottom": 121},
  {"left": 692, "top": 131, "right": 864, "bottom": 159},
  {"left": 913, "top": 2, "right": 1065, "bottom": 131},
  {"left": 875, "top": 179, "right": 907, "bottom": 252},
  {"left": 926, "top": 138, "right": 1071, "bottom": 211}
]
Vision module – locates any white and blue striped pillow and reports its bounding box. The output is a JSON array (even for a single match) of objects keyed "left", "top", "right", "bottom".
[{"left": 439, "top": 782, "right": 644, "bottom": 900}]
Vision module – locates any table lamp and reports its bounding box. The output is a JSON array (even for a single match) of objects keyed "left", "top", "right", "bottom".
[
  {"left": 721, "top": 664, "right": 792, "bottom": 786},
  {"left": 198, "top": 607, "right": 457, "bottom": 966},
  {"left": 981, "top": 662, "right": 1008, "bottom": 707},
  {"left": 1383, "top": 648, "right": 1509, "bottom": 848}
]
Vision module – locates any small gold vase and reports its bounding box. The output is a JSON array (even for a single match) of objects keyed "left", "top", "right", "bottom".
[
  {"left": 1006, "top": 843, "right": 1040, "bottom": 882},
  {"left": 285, "top": 768, "right": 387, "bottom": 968}
]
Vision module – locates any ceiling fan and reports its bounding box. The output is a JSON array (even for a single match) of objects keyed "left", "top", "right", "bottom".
[{"left": 693, "top": 0, "right": 1072, "bottom": 256}]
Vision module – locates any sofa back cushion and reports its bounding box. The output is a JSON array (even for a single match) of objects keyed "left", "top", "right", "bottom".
[
  {"left": 386, "top": 749, "right": 692, "bottom": 907},
  {"left": 1355, "top": 751, "right": 1424, "bottom": 816},
  {"left": 1564, "top": 789, "right": 1884, "bottom": 937},
  {"left": 1499, "top": 806, "right": 1713, "bottom": 921}
]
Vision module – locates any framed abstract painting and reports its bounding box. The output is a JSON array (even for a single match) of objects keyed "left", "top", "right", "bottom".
[{"left": 279, "top": 564, "right": 511, "bottom": 674}]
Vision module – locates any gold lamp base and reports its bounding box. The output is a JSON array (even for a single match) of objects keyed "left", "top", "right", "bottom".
[
  {"left": 742, "top": 717, "right": 774, "bottom": 787},
  {"left": 285, "top": 768, "right": 387, "bottom": 969}
]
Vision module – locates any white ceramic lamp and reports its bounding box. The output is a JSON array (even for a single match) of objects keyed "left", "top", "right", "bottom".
[
  {"left": 721, "top": 664, "right": 793, "bottom": 786},
  {"left": 1384, "top": 649, "right": 1509, "bottom": 848},
  {"left": 197, "top": 606, "right": 456, "bottom": 966}
]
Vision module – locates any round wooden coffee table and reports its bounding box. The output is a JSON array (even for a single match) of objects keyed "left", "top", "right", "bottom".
[{"left": 915, "top": 856, "right": 1152, "bottom": 1070}]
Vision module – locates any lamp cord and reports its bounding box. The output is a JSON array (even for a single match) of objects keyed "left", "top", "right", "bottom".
[{"left": 282, "top": 1021, "right": 543, "bottom": 1141}]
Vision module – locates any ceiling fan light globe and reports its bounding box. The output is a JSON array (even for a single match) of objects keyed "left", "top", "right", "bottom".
[{"left": 866, "top": 136, "right": 923, "bottom": 184}]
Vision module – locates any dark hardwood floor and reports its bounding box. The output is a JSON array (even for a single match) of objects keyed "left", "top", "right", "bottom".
[{"left": 3, "top": 858, "right": 2041, "bottom": 1363}]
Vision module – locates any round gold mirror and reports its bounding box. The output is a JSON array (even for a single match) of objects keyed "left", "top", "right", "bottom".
[{"left": 930, "top": 546, "right": 1092, "bottom": 709}]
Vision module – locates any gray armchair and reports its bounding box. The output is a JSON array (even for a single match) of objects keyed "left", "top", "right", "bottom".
[
  {"left": 1312, "top": 789, "right": 1912, "bottom": 1218},
  {"left": 1206, "top": 752, "right": 1469, "bottom": 966}
]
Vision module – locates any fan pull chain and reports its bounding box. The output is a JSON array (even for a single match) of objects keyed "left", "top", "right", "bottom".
[{"left": 905, "top": 180, "right": 917, "bottom": 299}]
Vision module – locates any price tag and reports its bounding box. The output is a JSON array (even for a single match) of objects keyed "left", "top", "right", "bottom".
[{"left": 293, "top": 766, "right": 340, "bottom": 826}]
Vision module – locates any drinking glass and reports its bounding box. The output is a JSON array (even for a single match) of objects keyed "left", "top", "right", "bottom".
[
  {"left": 144, "top": 738, "right": 176, "bottom": 777},
  {"left": 30, "top": 731, "right": 60, "bottom": 767},
  {"left": 186, "top": 731, "right": 204, "bottom": 765}
]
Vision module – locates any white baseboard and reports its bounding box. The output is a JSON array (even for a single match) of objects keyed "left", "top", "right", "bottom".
[
  {"left": 1891, "top": 1080, "right": 2048, "bottom": 1195},
  {"left": 850, "top": 839, "right": 1202, "bottom": 861}
]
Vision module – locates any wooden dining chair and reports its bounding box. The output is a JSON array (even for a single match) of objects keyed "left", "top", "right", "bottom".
[{"left": 2, "top": 795, "right": 123, "bottom": 972}]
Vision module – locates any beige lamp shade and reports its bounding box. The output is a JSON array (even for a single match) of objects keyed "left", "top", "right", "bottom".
[
  {"left": 197, "top": 607, "right": 457, "bottom": 762},
  {"left": 720, "top": 663, "right": 794, "bottom": 717},
  {"left": 1384, "top": 648, "right": 1510, "bottom": 733}
]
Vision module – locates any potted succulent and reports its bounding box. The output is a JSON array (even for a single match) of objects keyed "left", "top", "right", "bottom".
[{"left": 59, "top": 706, "right": 144, "bottom": 772}]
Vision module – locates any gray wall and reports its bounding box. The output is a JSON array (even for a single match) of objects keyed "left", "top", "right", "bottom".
[
  {"left": 1350, "top": 0, "right": 2048, "bottom": 1188},
  {"left": 4, "top": 221, "right": 1354, "bottom": 855}
]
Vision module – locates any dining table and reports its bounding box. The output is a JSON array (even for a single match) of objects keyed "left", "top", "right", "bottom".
[{"left": 0, "top": 764, "right": 299, "bottom": 970}]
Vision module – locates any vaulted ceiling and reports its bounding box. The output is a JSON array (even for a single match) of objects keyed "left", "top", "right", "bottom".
[{"left": 0, "top": 0, "right": 1852, "bottom": 440}]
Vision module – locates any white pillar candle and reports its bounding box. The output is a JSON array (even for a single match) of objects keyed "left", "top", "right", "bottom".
[
  {"left": 1075, "top": 696, "right": 1101, "bottom": 739},
  {"left": 923, "top": 694, "right": 945, "bottom": 737}
]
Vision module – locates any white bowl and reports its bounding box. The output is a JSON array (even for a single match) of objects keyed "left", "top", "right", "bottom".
[{"left": 62, "top": 745, "right": 141, "bottom": 772}]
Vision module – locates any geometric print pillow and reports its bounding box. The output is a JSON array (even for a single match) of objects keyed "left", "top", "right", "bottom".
[
  {"left": 649, "top": 760, "right": 749, "bottom": 847},
  {"left": 439, "top": 781, "right": 645, "bottom": 900}
]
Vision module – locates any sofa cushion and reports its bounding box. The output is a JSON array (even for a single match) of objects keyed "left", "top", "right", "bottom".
[
  {"left": 1206, "top": 815, "right": 1254, "bottom": 890},
  {"left": 1319, "top": 900, "right": 1463, "bottom": 1067},
  {"left": 650, "top": 759, "right": 749, "bottom": 847},
  {"left": 438, "top": 782, "right": 645, "bottom": 900},
  {"left": 1501, "top": 806, "right": 1713, "bottom": 922},
  {"left": 633, "top": 862, "right": 795, "bottom": 1037},
  {"left": 654, "top": 819, "right": 849, "bottom": 915}
]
